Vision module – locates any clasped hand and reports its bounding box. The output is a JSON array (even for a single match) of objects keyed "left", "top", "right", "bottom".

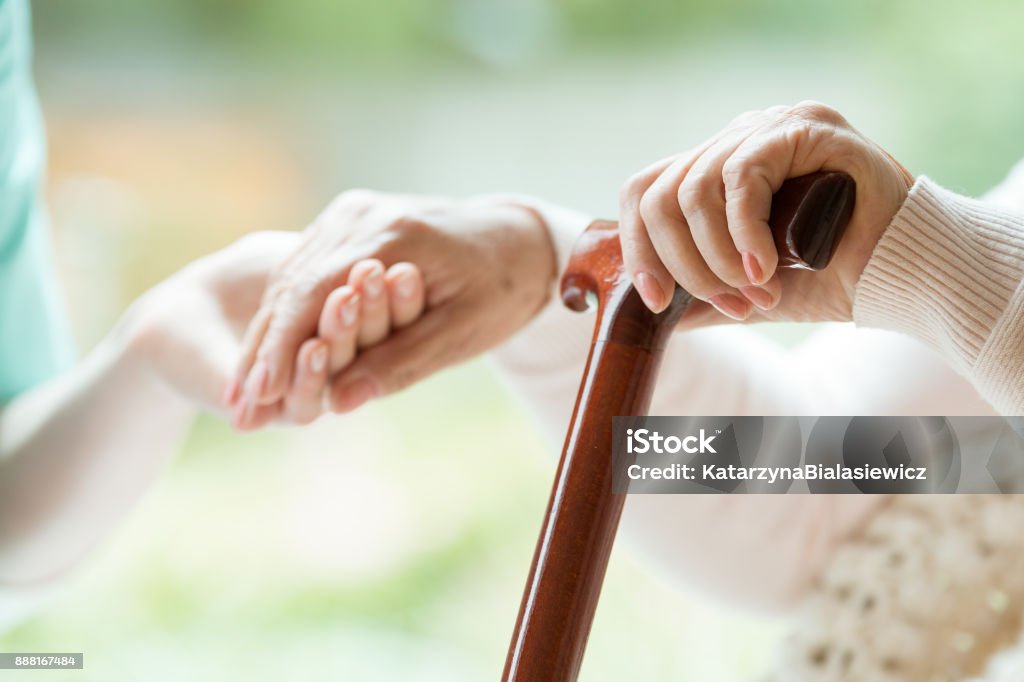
[{"left": 137, "top": 102, "right": 914, "bottom": 429}]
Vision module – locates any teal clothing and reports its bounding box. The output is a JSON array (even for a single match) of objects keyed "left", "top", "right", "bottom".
[{"left": 0, "top": 0, "right": 73, "bottom": 402}]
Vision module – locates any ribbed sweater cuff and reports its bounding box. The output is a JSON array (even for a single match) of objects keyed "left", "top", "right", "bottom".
[{"left": 853, "top": 177, "right": 1024, "bottom": 413}]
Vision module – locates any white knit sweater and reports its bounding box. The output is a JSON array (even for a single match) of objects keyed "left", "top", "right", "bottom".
[
  {"left": 856, "top": 175, "right": 1024, "bottom": 415},
  {"left": 767, "top": 173, "right": 1024, "bottom": 681}
]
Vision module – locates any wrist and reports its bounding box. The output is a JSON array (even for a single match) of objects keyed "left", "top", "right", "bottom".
[
  {"left": 474, "top": 193, "right": 592, "bottom": 283},
  {"left": 837, "top": 154, "right": 917, "bottom": 319},
  {"left": 471, "top": 195, "right": 559, "bottom": 315},
  {"left": 114, "top": 289, "right": 197, "bottom": 414}
]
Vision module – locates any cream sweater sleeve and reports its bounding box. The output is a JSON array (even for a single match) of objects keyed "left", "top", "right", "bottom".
[
  {"left": 492, "top": 201, "right": 993, "bottom": 611},
  {"left": 854, "top": 172, "right": 1024, "bottom": 415}
]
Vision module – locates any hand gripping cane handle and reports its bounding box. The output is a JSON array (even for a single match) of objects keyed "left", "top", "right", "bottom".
[{"left": 501, "top": 171, "right": 855, "bottom": 682}]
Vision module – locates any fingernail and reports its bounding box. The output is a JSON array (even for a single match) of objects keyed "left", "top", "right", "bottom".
[
  {"left": 310, "top": 346, "right": 327, "bottom": 373},
  {"left": 739, "top": 286, "right": 775, "bottom": 311},
  {"left": 241, "top": 361, "right": 270, "bottom": 424},
  {"left": 364, "top": 267, "right": 384, "bottom": 299},
  {"left": 742, "top": 251, "right": 765, "bottom": 285},
  {"left": 221, "top": 375, "right": 242, "bottom": 407},
  {"left": 245, "top": 360, "right": 269, "bottom": 401},
  {"left": 634, "top": 272, "right": 666, "bottom": 311},
  {"left": 341, "top": 295, "right": 360, "bottom": 326},
  {"left": 232, "top": 392, "right": 254, "bottom": 431},
  {"left": 396, "top": 272, "right": 417, "bottom": 299},
  {"left": 708, "top": 293, "right": 751, "bottom": 321},
  {"left": 333, "top": 377, "right": 379, "bottom": 413}
]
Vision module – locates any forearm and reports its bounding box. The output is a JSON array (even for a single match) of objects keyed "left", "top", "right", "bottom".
[{"left": 0, "top": 316, "right": 194, "bottom": 584}]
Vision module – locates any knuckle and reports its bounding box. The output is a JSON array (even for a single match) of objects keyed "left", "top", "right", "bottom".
[
  {"left": 722, "top": 157, "right": 758, "bottom": 189},
  {"left": 387, "top": 214, "right": 433, "bottom": 238},
  {"left": 676, "top": 175, "right": 715, "bottom": 217},
  {"left": 723, "top": 152, "right": 779, "bottom": 201},
  {"left": 782, "top": 120, "right": 818, "bottom": 155},
  {"left": 637, "top": 189, "right": 664, "bottom": 225},
  {"left": 619, "top": 172, "right": 648, "bottom": 207},
  {"left": 374, "top": 214, "right": 437, "bottom": 260},
  {"left": 263, "top": 277, "right": 292, "bottom": 305},
  {"left": 787, "top": 100, "right": 842, "bottom": 125}
]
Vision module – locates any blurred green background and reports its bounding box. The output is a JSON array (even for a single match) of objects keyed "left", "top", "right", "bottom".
[{"left": 4, "top": 0, "right": 1024, "bottom": 680}]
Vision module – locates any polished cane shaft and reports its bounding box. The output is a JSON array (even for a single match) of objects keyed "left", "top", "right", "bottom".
[
  {"left": 502, "top": 171, "right": 855, "bottom": 682},
  {"left": 502, "top": 294, "right": 685, "bottom": 681}
]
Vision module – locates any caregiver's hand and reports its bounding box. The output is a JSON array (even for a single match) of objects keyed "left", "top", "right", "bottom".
[
  {"left": 126, "top": 230, "right": 317, "bottom": 422},
  {"left": 0, "top": 231, "right": 423, "bottom": 584},
  {"left": 620, "top": 101, "right": 915, "bottom": 325},
  {"left": 233, "top": 192, "right": 557, "bottom": 414},
  {"left": 131, "top": 229, "right": 428, "bottom": 428}
]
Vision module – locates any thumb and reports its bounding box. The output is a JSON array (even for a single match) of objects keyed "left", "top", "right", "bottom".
[{"left": 327, "top": 303, "right": 473, "bottom": 413}]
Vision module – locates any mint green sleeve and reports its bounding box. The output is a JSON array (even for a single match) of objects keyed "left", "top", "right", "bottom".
[{"left": 0, "top": 0, "right": 75, "bottom": 402}]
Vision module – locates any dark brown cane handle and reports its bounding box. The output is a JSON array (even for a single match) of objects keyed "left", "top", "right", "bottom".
[
  {"left": 769, "top": 170, "right": 856, "bottom": 270},
  {"left": 501, "top": 171, "right": 855, "bottom": 682}
]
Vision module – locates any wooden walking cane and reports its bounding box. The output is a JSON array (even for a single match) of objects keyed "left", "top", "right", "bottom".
[{"left": 501, "top": 171, "right": 856, "bottom": 682}]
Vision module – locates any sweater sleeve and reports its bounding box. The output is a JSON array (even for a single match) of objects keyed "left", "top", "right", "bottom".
[
  {"left": 491, "top": 209, "right": 994, "bottom": 611},
  {"left": 853, "top": 176, "right": 1024, "bottom": 415}
]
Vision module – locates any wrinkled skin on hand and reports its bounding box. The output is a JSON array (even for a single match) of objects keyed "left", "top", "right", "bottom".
[
  {"left": 232, "top": 192, "right": 558, "bottom": 416},
  {"left": 618, "top": 101, "right": 914, "bottom": 327}
]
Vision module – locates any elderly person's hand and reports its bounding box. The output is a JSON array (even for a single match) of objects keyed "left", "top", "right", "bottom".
[
  {"left": 229, "top": 192, "right": 557, "bottom": 422},
  {"left": 129, "top": 231, "right": 425, "bottom": 428},
  {"left": 619, "top": 101, "right": 915, "bottom": 326}
]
